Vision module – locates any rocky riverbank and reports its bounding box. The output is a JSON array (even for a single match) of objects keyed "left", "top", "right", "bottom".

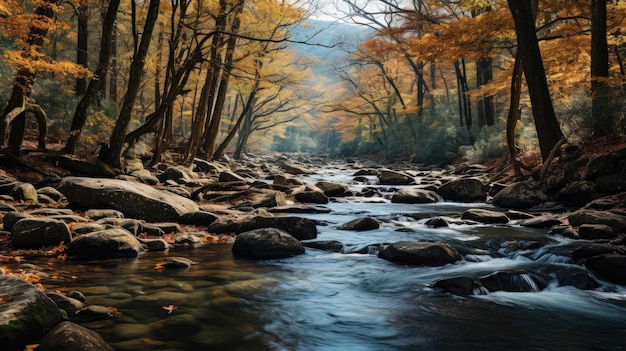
[{"left": 1, "top": 143, "right": 625, "bottom": 350}]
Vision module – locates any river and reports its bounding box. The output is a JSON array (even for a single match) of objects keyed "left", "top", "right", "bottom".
[{"left": 26, "top": 165, "right": 626, "bottom": 350}]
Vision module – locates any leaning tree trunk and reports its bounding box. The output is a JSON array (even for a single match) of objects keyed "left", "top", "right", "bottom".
[
  {"left": 100, "top": 0, "right": 160, "bottom": 168},
  {"left": 507, "top": 0, "right": 565, "bottom": 161},
  {"left": 64, "top": 0, "right": 121, "bottom": 154}
]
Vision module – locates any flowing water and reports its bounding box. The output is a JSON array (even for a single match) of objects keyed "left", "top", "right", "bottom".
[{"left": 24, "top": 167, "right": 626, "bottom": 350}]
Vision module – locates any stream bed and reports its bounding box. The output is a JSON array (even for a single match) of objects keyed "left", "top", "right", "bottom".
[{"left": 21, "top": 168, "right": 626, "bottom": 350}]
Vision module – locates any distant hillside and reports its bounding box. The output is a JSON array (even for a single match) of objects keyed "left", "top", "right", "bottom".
[{"left": 289, "top": 19, "right": 371, "bottom": 75}]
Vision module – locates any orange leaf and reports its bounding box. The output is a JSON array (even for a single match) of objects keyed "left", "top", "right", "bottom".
[{"left": 0, "top": 294, "right": 13, "bottom": 305}]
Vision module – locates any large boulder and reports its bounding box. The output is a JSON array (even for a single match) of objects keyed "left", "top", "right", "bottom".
[
  {"left": 491, "top": 181, "right": 547, "bottom": 209},
  {"left": 65, "top": 228, "right": 144, "bottom": 259},
  {"left": 378, "top": 170, "right": 414, "bottom": 185},
  {"left": 10, "top": 218, "right": 72, "bottom": 248},
  {"left": 391, "top": 188, "right": 443, "bottom": 204},
  {"left": 585, "top": 254, "right": 626, "bottom": 285},
  {"left": 0, "top": 275, "right": 65, "bottom": 351},
  {"left": 378, "top": 241, "right": 461, "bottom": 266},
  {"left": 208, "top": 216, "right": 317, "bottom": 240},
  {"left": 461, "top": 209, "right": 510, "bottom": 224},
  {"left": 56, "top": 177, "right": 199, "bottom": 222},
  {"left": 315, "top": 181, "right": 353, "bottom": 197},
  {"left": 339, "top": 217, "right": 380, "bottom": 231},
  {"left": 568, "top": 209, "right": 626, "bottom": 233},
  {"left": 232, "top": 228, "right": 305, "bottom": 259},
  {"left": 37, "top": 321, "right": 114, "bottom": 351},
  {"left": 436, "top": 177, "right": 486, "bottom": 202}
]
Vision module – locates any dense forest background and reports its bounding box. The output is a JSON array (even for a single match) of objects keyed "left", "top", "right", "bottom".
[{"left": 0, "top": 0, "right": 624, "bottom": 169}]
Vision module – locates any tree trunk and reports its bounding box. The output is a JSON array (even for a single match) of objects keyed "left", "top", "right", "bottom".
[
  {"left": 64, "top": 0, "right": 121, "bottom": 154},
  {"left": 213, "top": 87, "right": 257, "bottom": 160},
  {"left": 100, "top": 0, "right": 160, "bottom": 168},
  {"left": 476, "top": 57, "right": 495, "bottom": 127},
  {"left": 200, "top": 5, "right": 242, "bottom": 158},
  {"left": 507, "top": 0, "right": 564, "bottom": 161},
  {"left": 75, "top": 1, "right": 88, "bottom": 96},
  {"left": 507, "top": 51, "right": 524, "bottom": 176},
  {"left": 591, "top": 0, "right": 611, "bottom": 137},
  {"left": 0, "top": 0, "right": 61, "bottom": 151}
]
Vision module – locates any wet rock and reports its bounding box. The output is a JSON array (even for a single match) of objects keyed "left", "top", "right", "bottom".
[
  {"left": 68, "top": 223, "right": 104, "bottom": 237},
  {"left": 378, "top": 170, "right": 414, "bottom": 185},
  {"left": 157, "top": 166, "right": 195, "bottom": 183},
  {"left": 554, "top": 269, "right": 600, "bottom": 290},
  {"left": 577, "top": 224, "right": 616, "bottom": 240},
  {"left": 156, "top": 256, "right": 196, "bottom": 269},
  {"left": 353, "top": 169, "right": 378, "bottom": 176},
  {"left": 518, "top": 214, "right": 563, "bottom": 228},
  {"left": 46, "top": 291, "right": 85, "bottom": 315},
  {"left": 292, "top": 186, "right": 329, "bottom": 204},
  {"left": 147, "top": 222, "right": 181, "bottom": 235},
  {"left": 178, "top": 211, "right": 219, "bottom": 226},
  {"left": 57, "top": 177, "right": 199, "bottom": 222},
  {"left": 232, "top": 228, "right": 305, "bottom": 259},
  {"left": 433, "top": 276, "right": 482, "bottom": 295},
  {"left": 36, "top": 187, "right": 65, "bottom": 202},
  {"left": 279, "top": 162, "right": 310, "bottom": 175},
  {"left": 138, "top": 238, "right": 171, "bottom": 251},
  {"left": 391, "top": 188, "right": 443, "bottom": 204},
  {"left": 0, "top": 203, "right": 17, "bottom": 212},
  {"left": 29, "top": 208, "right": 74, "bottom": 216},
  {"left": 65, "top": 228, "right": 144, "bottom": 259},
  {"left": 250, "top": 191, "right": 288, "bottom": 209},
  {"left": 208, "top": 216, "right": 317, "bottom": 240},
  {"left": 425, "top": 216, "right": 449, "bottom": 228},
  {"left": 193, "top": 158, "right": 223, "bottom": 174},
  {"left": 140, "top": 224, "right": 165, "bottom": 236},
  {"left": 174, "top": 233, "right": 203, "bottom": 246},
  {"left": 339, "top": 217, "right": 380, "bottom": 231},
  {"left": 302, "top": 240, "right": 344, "bottom": 252},
  {"left": 11, "top": 218, "right": 72, "bottom": 248},
  {"left": 152, "top": 314, "right": 202, "bottom": 340},
  {"left": 585, "top": 254, "right": 626, "bottom": 285},
  {"left": 218, "top": 171, "right": 247, "bottom": 183},
  {"left": 96, "top": 218, "right": 144, "bottom": 236},
  {"left": 0, "top": 275, "right": 64, "bottom": 351},
  {"left": 315, "top": 181, "right": 353, "bottom": 197},
  {"left": 548, "top": 225, "right": 580, "bottom": 239},
  {"left": 585, "top": 154, "right": 621, "bottom": 180},
  {"left": 378, "top": 241, "right": 461, "bottom": 266},
  {"left": 56, "top": 155, "right": 115, "bottom": 177},
  {"left": 595, "top": 173, "right": 626, "bottom": 194},
  {"left": 74, "top": 305, "right": 117, "bottom": 322},
  {"left": 273, "top": 174, "right": 305, "bottom": 187},
  {"left": 571, "top": 243, "right": 624, "bottom": 259},
  {"left": 479, "top": 270, "right": 549, "bottom": 292},
  {"left": 2, "top": 211, "right": 30, "bottom": 231},
  {"left": 555, "top": 181, "right": 598, "bottom": 207},
  {"left": 461, "top": 209, "right": 509, "bottom": 224},
  {"left": 85, "top": 209, "right": 124, "bottom": 220},
  {"left": 37, "top": 321, "right": 114, "bottom": 351},
  {"left": 436, "top": 177, "right": 486, "bottom": 202},
  {"left": 491, "top": 181, "right": 548, "bottom": 209},
  {"left": 505, "top": 210, "right": 535, "bottom": 220},
  {"left": 49, "top": 214, "right": 90, "bottom": 225},
  {"left": 568, "top": 209, "right": 626, "bottom": 233},
  {"left": 269, "top": 205, "right": 331, "bottom": 214},
  {"left": 10, "top": 182, "right": 38, "bottom": 202}
]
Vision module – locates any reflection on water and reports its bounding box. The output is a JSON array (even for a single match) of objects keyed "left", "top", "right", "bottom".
[{"left": 19, "top": 195, "right": 626, "bottom": 350}]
